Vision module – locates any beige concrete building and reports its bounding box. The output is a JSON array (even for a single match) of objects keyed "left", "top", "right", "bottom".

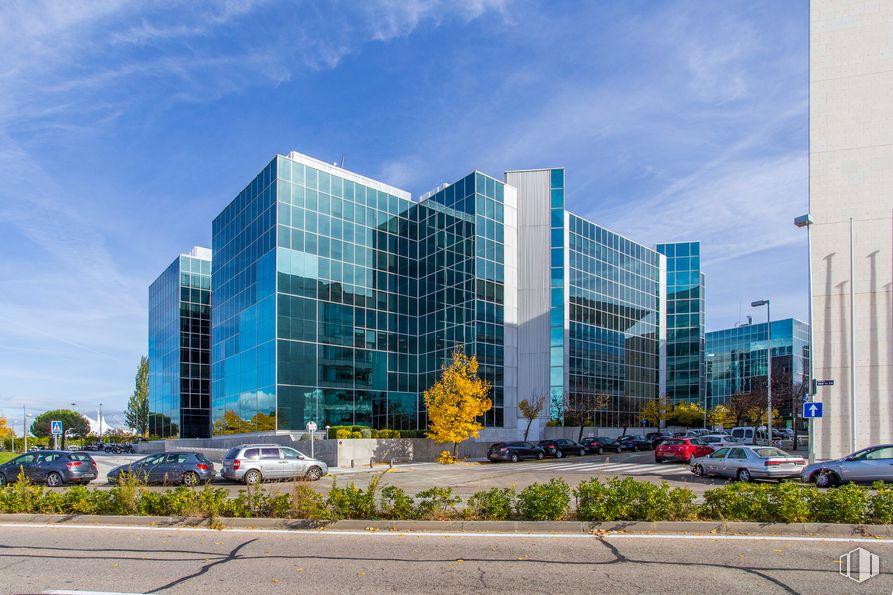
[{"left": 810, "top": 0, "right": 893, "bottom": 458}]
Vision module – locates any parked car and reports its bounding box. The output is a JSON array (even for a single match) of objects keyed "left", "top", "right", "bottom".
[
  {"left": 654, "top": 438, "right": 713, "bottom": 464},
  {"left": 645, "top": 431, "right": 673, "bottom": 448},
  {"left": 580, "top": 436, "right": 623, "bottom": 454},
  {"left": 536, "top": 439, "right": 587, "bottom": 458},
  {"left": 487, "top": 442, "right": 545, "bottom": 462},
  {"left": 107, "top": 452, "right": 215, "bottom": 486},
  {"left": 692, "top": 446, "right": 806, "bottom": 482},
  {"left": 801, "top": 444, "right": 893, "bottom": 488},
  {"left": 699, "top": 434, "right": 742, "bottom": 448},
  {"left": 616, "top": 435, "right": 653, "bottom": 451},
  {"left": 0, "top": 450, "right": 97, "bottom": 487},
  {"left": 221, "top": 444, "right": 328, "bottom": 485}
]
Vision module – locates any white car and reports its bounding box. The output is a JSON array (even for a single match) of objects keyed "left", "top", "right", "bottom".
[{"left": 699, "top": 434, "right": 742, "bottom": 448}]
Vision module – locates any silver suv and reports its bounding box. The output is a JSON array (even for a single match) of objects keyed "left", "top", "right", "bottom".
[{"left": 220, "top": 444, "right": 328, "bottom": 485}]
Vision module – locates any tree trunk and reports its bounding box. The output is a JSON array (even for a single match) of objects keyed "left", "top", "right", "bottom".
[
  {"left": 452, "top": 442, "right": 458, "bottom": 459},
  {"left": 524, "top": 418, "right": 532, "bottom": 441}
]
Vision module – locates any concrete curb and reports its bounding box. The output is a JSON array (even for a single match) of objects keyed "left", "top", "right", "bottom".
[{"left": 1, "top": 514, "right": 892, "bottom": 537}]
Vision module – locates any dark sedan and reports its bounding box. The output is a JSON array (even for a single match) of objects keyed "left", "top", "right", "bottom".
[
  {"left": 616, "top": 435, "right": 653, "bottom": 451},
  {"left": 645, "top": 431, "right": 673, "bottom": 448},
  {"left": 107, "top": 452, "right": 215, "bottom": 486},
  {"left": 536, "top": 439, "right": 587, "bottom": 458},
  {"left": 487, "top": 442, "right": 545, "bottom": 463},
  {"left": 580, "top": 436, "right": 623, "bottom": 454},
  {"left": 0, "top": 451, "right": 97, "bottom": 487}
]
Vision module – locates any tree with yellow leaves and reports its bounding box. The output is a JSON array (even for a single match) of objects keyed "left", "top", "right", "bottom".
[
  {"left": 707, "top": 404, "right": 735, "bottom": 429},
  {"left": 424, "top": 348, "right": 492, "bottom": 460},
  {"left": 0, "top": 416, "right": 12, "bottom": 449}
]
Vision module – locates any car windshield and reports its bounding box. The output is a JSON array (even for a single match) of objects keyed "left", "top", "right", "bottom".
[
  {"left": 68, "top": 453, "right": 91, "bottom": 462},
  {"left": 662, "top": 439, "right": 685, "bottom": 446},
  {"left": 224, "top": 448, "right": 239, "bottom": 460},
  {"left": 196, "top": 453, "right": 211, "bottom": 464},
  {"left": 753, "top": 448, "right": 789, "bottom": 458},
  {"left": 490, "top": 443, "right": 505, "bottom": 449}
]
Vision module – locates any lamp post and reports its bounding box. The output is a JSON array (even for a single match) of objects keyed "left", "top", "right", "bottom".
[
  {"left": 795, "top": 213, "right": 816, "bottom": 463},
  {"left": 751, "top": 300, "right": 772, "bottom": 446},
  {"left": 22, "top": 406, "right": 32, "bottom": 453}
]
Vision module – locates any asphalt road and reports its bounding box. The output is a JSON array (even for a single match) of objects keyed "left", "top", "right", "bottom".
[{"left": 0, "top": 524, "right": 890, "bottom": 594}]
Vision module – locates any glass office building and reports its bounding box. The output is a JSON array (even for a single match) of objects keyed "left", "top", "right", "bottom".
[
  {"left": 148, "top": 247, "right": 212, "bottom": 438},
  {"left": 706, "top": 318, "right": 810, "bottom": 408},
  {"left": 148, "top": 150, "right": 706, "bottom": 438},
  {"left": 209, "top": 151, "right": 515, "bottom": 433},
  {"left": 656, "top": 242, "right": 706, "bottom": 405}
]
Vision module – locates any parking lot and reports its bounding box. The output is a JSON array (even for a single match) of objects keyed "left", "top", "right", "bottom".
[{"left": 68, "top": 449, "right": 749, "bottom": 497}]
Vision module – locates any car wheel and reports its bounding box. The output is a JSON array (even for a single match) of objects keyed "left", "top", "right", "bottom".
[
  {"left": 693, "top": 464, "right": 705, "bottom": 476},
  {"left": 555, "top": 450, "right": 563, "bottom": 459},
  {"left": 0, "top": 474, "right": 6, "bottom": 487},
  {"left": 46, "top": 472, "right": 63, "bottom": 487},
  {"left": 181, "top": 472, "right": 199, "bottom": 487},
  {"left": 536, "top": 452, "right": 544, "bottom": 460},
  {"left": 814, "top": 470, "right": 838, "bottom": 488},
  {"left": 510, "top": 453, "right": 519, "bottom": 463},
  {"left": 737, "top": 469, "right": 752, "bottom": 483},
  {"left": 244, "top": 469, "right": 262, "bottom": 486},
  {"left": 305, "top": 466, "right": 323, "bottom": 481},
  {"left": 579, "top": 448, "right": 586, "bottom": 457},
  {"left": 655, "top": 457, "right": 663, "bottom": 464}
]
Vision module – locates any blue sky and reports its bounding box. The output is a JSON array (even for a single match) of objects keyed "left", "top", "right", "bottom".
[{"left": 0, "top": 0, "right": 808, "bottom": 424}]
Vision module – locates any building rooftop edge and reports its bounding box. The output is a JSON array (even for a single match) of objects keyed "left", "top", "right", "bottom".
[{"left": 281, "top": 151, "right": 412, "bottom": 201}]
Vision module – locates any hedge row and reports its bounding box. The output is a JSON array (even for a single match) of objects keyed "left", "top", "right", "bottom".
[
  {"left": 2, "top": 473, "right": 893, "bottom": 524},
  {"left": 325, "top": 426, "right": 426, "bottom": 439}
]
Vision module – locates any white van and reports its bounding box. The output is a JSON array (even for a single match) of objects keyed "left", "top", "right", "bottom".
[{"left": 731, "top": 426, "right": 772, "bottom": 445}]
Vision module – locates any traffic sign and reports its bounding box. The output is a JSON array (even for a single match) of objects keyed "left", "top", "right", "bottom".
[
  {"left": 803, "top": 402, "right": 823, "bottom": 418},
  {"left": 50, "top": 420, "right": 63, "bottom": 435},
  {"left": 816, "top": 379, "right": 835, "bottom": 386},
  {"left": 306, "top": 421, "right": 317, "bottom": 432}
]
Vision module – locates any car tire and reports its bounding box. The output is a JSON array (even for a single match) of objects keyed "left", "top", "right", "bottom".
[
  {"left": 510, "top": 453, "right": 519, "bottom": 463},
  {"left": 305, "top": 466, "right": 323, "bottom": 481},
  {"left": 182, "top": 472, "right": 199, "bottom": 487},
  {"left": 0, "top": 474, "right": 6, "bottom": 487},
  {"left": 693, "top": 464, "right": 705, "bottom": 477},
  {"left": 554, "top": 450, "right": 563, "bottom": 459},
  {"left": 579, "top": 448, "right": 586, "bottom": 457},
  {"left": 814, "top": 470, "right": 838, "bottom": 488},
  {"left": 737, "top": 469, "right": 752, "bottom": 483},
  {"left": 536, "top": 452, "right": 544, "bottom": 460},
  {"left": 244, "top": 469, "right": 262, "bottom": 486},
  {"left": 46, "top": 472, "right": 63, "bottom": 487},
  {"left": 655, "top": 457, "right": 663, "bottom": 464}
]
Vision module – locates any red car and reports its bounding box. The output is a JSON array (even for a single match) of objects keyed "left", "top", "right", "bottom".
[{"left": 655, "top": 438, "right": 713, "bottom": 464}]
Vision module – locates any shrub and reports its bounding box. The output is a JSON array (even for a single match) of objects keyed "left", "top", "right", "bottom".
[
  {"left": 436, "top": 450, "right": 455, "bottom": 465},
  {"left": 466, "top": 488, "right": 514, "bottom": 520},
  {"left": 545, "top": 420, "right": 562, "bottom": 427},
  {"left": 870, "top": 482, "right": 893, "bottom": 524},
  {"left": 701, "top": 482, "right": 773, "bottom": 521},
  {"left": 350, "top": 431, "right": 362, "bottom": 439},
  {"left": 360, "top": 428, "right": 373, "bottom": 439},
  {"left": 335, "top": 429, "right": 352, "bottom": 439},
  {"left": 767, "top": 481, "right": 811, "bottom": 524},
  {"left": 326, "top": 474, "right": 382, "bottom": 520},
  {"left": 809, "top": 483, "right": 870, "bottom": 524},
  {"left": 575, "top": 478, "right": 695, "bottom": 522},
  {"left": 415, "top": 487, "right": 461, "bottom": 519},
  {"left": 380, "top": 485, "right": 416, "bottom": 520},
  {"left": 290, "top": 484, "right": 329, "bottom": 520},
  {"left": 518, "top": 478, "right": 570, "bottom": 521}
]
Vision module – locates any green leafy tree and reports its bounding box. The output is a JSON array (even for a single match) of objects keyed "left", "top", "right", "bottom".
[
  {"left": 31, "top": 409, "right": 90, "bottom": 449},
  {"left": 125, "top": 355, "right": 150, "bottom": 437}
]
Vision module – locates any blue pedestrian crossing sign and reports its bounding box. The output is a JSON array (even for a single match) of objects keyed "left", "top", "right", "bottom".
[
  {"left": 51, "top": 420, "right": 63, "bottom": 435},
  {"left": 802, "top": 402, "right": 823, "bottom": 419}
]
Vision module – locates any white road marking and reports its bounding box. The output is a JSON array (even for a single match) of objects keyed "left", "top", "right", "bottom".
[
  {"left": 5, "top": 523, "right": 893, "bottom": 544},
  {"left": 44, "top": 591, "right": 155, "bottom": 595}
]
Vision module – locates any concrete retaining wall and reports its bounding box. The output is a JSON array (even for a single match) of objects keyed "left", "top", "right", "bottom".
[{"left": 136, "top": 437, "right": 488, "bottom": 467}]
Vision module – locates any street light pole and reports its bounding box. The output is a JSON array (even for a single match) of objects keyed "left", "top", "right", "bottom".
[
  {"left": 751, "top": 300, "right": 772, "bottom": 445},
  {"left": 23, "top": 405, "right": 27, "bottom": 453},
  {"left": 795, "top": 213, "right": 816, "bottom": 463}
]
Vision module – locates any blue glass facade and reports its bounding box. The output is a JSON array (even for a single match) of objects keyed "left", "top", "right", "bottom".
[
  {"left": 656, "top": 242, "right": 706, "bottom": 405},
  {"left": 148, "top": 248, "right": 212, "bottom": 438},
  {"left": 706, "top": 318, "right": 810, "bottom": 408},
  {"left": 147, "top": 150, "right": 713, "bottom": 438},
  {"left": 568, "top": 216, "right": 662, "bottom": 426}
]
